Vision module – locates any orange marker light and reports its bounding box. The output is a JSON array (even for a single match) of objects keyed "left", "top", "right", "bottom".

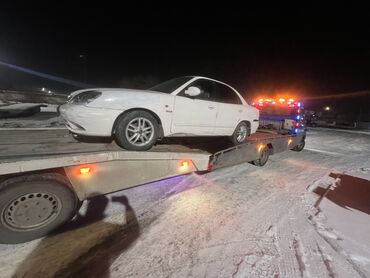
[
  {"left": 288, "top": 138, "right": 293, "bottom": 145},
  {"left": 79, "top": 167, "right": 91, "bottom": 175},
  {"left": 181, "top": 161, "right": 189, "bottom": 167},
  {"left": 278, "top": 98, "right": 285, "bottom": 102},
  {"left": 258, "top": 144, "right": 264, "bottom": 152}
]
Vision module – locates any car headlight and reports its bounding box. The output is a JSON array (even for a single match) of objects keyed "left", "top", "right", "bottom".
[{"left": 68, "top": 90, "right": 102, "bottom": 104}]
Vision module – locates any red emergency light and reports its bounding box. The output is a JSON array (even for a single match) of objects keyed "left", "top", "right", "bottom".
[{"left": 254, "top": 97, "right": 301, "bottom": 109}]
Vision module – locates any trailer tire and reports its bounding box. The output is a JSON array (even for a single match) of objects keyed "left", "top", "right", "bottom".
[
  {"left": 0, "top": 173, "right": 79, "bottom": 244},
  {"left": 253, "top": 146, "right": 269, "bottom": 166},
  {"left": 292, "top": 141, "right": 305, "bottom": 152},
  {"left": 115, "top": 110, "right": 159, "bottom": 151}
]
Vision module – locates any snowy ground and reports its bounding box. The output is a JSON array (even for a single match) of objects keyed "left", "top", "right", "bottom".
[
  {"left": 0, "top": 128, "right": 370, "bottom": 277},
  {"left": 0, "top": 103, "right": 64, "bottom": 128}
]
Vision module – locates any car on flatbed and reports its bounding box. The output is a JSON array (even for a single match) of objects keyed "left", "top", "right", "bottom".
[{"left": 59, "top": 76, "right": 259, "bottom": 151}]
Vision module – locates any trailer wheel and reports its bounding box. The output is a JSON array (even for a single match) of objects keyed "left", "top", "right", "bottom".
[
  {"left": 115, "top": 110, "right": 159, "bottom": 151},
  {"left": 292, "top": 141, "right": 305, "bottom": 152},
  {"left": 0, "top": 173, "right": 79, "bottom": 244},
  {"left": 253, "top": 146, "right": 270, "bottom": 166}
]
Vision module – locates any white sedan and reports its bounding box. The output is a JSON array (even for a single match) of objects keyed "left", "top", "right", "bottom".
[{"left": 59, "top": 76, "right": 259, "bottom": 151}]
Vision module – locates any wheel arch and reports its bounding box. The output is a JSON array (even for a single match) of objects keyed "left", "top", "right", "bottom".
[
  {"left": 112, "top": 108, "right": 164, "bottom": 138},
  {"left": 237, "top": 120, "right": 251, "bottom": 132},
  {"left": 266, "top": 143, "right": 274, "bottom": 155},
  {"left": 242, "top": 120, "right": 251, "bottom": 128},
  {"left": 0, "top": 168, "right": 75, "bottom": 193}
]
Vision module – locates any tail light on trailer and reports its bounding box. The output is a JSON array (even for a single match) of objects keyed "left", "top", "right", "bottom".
[{"left": 178, "top": 160, "right": 193, "bottom": 172}]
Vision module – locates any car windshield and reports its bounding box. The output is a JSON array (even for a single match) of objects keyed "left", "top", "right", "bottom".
[{"left": 149, "top": 76, "right": 193, "bottom": 94}]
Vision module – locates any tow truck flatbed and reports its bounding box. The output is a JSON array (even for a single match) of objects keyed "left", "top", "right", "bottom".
[
  {"left": 0, "top": 129, "right": 303, "bottom": 162},
  {"left": 0, "top": 129, "right": 305, "bottom": 243}
]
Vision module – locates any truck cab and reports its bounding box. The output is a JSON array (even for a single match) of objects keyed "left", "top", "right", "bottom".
[{"left": 252, "top": 97, "right": 305, "bottom": 134}]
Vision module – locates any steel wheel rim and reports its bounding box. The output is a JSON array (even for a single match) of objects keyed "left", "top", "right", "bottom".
[
  {"left": 236, "top": 125, "right": 247, "bottom": 142},
  {"left": 2, "top": 192, "right": 62, "bottom": 231},
  {"left": 125, "top": 117, "right": 155, "bottom": 146}
]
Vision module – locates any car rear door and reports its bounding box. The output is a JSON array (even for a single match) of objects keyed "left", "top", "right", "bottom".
[{"left": 212, "top": 82, "right": 245, "bottom": 135}]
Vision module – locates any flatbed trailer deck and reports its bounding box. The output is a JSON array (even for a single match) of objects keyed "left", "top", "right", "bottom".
[{"left": 0, "top": 129, "right": 305, "bottom": 243}]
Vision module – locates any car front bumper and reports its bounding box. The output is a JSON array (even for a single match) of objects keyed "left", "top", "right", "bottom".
[{"left": 59, "top": 104, "right": 122, "bottom": 137}]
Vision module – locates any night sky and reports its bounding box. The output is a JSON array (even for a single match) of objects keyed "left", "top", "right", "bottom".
[{"left": 1, "top": 4, "right": 370, "bottom": 101}]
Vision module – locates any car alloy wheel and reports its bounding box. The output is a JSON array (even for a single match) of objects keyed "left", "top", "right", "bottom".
[
  {"left": 236, "top": 124, "right": 248, "bottom": 143},
  {"left": 125, "top": 117, "right": 155, "bottom": 147}
]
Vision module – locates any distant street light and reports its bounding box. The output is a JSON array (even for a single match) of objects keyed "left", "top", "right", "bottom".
[
  {"left": 79, "top": 54, "right": 88, "bottom": 83},
  {"left": 325, "top": 106, "right": 330, "bottom": 111}
]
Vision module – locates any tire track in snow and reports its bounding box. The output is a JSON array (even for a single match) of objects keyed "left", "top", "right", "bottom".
[
  {"left": 316, "top": 243, "right": 335, "bottom": 278},
  {"left": 292, "top": 237, "right": 306, "bottom": 277},
  {"left": 309, "top": 208, "right": 369, "bottom": 278}
]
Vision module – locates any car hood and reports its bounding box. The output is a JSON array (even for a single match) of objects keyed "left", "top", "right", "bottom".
[
  {"left": 69, "top": 88, "right": 167, "bottom": 97},
  {"left": 71, "top": 88, "right": 174, "bottom": 109}
]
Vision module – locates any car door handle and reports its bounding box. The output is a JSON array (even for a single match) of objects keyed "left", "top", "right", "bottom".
[{"left": 208, "top": 105, "right": 216, "bottom": 110}]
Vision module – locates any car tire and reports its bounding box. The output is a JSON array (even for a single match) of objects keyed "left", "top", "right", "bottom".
[
  {"left": 230, "top": 122, "right": 250, "bottom": 145},
  {"left": 0, "top": 173, "right": 79, "bottom": 244},
  {"left": 252, "top": 146, "right": 270, "bottom": 166},
  {"left": 115, "top": 110, "right": 159, "bottom": 151},
  {"left": 291, "top": 141, "right": 305, "bottom": 152}
]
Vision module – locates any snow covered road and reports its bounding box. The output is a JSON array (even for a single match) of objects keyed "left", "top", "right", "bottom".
[{"left": 0, "top": 128, "right": 370, "bottom": 277}]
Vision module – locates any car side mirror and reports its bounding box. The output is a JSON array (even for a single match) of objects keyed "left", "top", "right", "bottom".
[{"left": 184, "top": 86, "right": 202, "bottom": 97}]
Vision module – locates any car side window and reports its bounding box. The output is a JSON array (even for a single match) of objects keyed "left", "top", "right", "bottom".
[
  {"left": 177, "top": 79, "right": 215, "bottom": 101},
  {"left": 212, "top": 82, "right": 242, "bottom": 105}
]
